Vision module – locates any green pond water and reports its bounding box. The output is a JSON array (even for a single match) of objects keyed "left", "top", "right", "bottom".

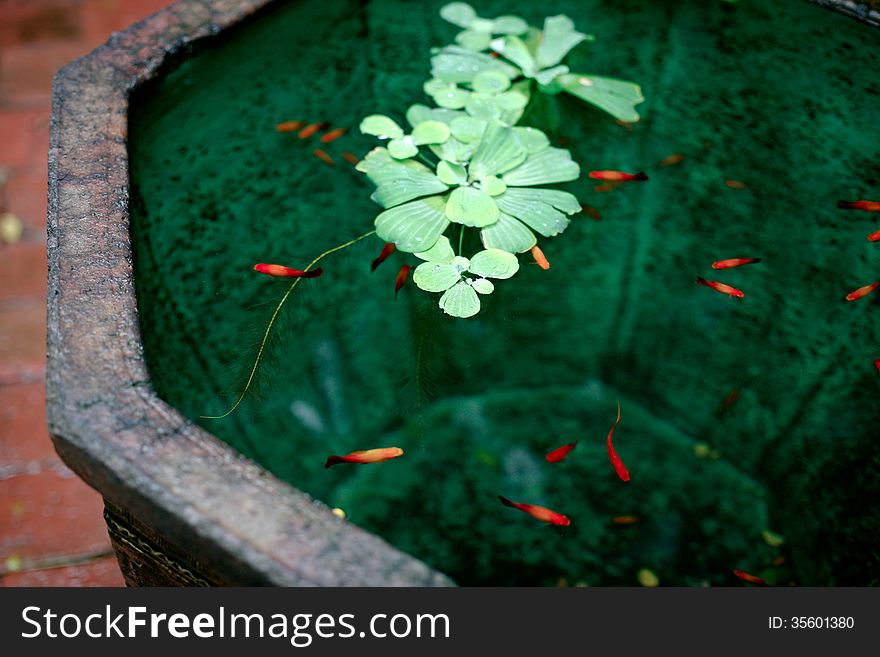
[{"left": 128, "top": 0, "right": 880, "bottom": 585}]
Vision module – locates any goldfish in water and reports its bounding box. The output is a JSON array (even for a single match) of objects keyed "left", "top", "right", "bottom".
[
  {"left": 531, "top": 245, "right": 550, "bottom": 270},
  {"left": 581, "top": 204, "right": 601, "bottom": 221},
  {"left": 659, "top": 153, "right": 684, "bottom": 167},
  {"left": 733, "top": 569, "right": 768, "bottom": 586},
  {"left": 866, "top": 229, "right": 880, "bottom": 242},
  {"left": 371, "top": 243, "right": 396, "bottom": 272},
  {"left": 498, "top": 496, "right": 571, "bottom": 526},
  {"left": 546, "top": 442, "right": 577, "bottom": 463},
  {"left": 298, "top": 122, "right": 328, "bottom": 139},
  {"left": 312, "top": 148, "right": 335, "bottom": 166},
  {"left": 589, "top": 170, "right": 648, "bottom": 182},
  {"left": 342, "top": 151, "right": 361, "bottom": 166},
  {"left": 612, "top": 515, "right": 640, "bottom": 525},
  {"left": 320, "top": 127, "right": 348, "bottom": 143},
  {"left": 696, "top": 277, "right": 744, "bottom": 298},
  {"left": 606, "top": 401, "right": 630, "bottom": 482},
  {"left": 874, "top": 359, "right": 880, "bottom": 375},
  {"left": 711, "top": 258, "right": 761, "bottom": 270},
  {"left": 253, "top": 264, "right": 323, "bottom": 278},
  {"left": 837, "top": 199, "right": 880, "bottom": 212},
  {"left": 275, "top": 120, "right": 304, "bottom": 132},
  {"left": 845, "top": 281, "right": 879, "bottom": 301},
  {"left": 725, "top": 179, "right": 747, "bottom": 189},
  {"left": 324, "top": 447, "right": 404, "bottom": 468},
  {"left": 394, "top": 264, "right": 412, "bottom": 297}
]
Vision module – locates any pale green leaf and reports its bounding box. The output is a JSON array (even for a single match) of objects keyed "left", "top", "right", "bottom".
[
  {"left": 470, "top": 18, "right": 494, "bottom": 32},
  {"left": 455, "top": 30, "right": 492, "bottom": 51},
  {"left": 370, "top": 166, "right": 449, "bottom": 208},
  {"left": 480, "top": 211, "right": 537, "bottom": 253},
  {"left": 536, "top": 15, "right": 589, "bottom": 69},
  {"left": 494, "top": 188, "right": 573, "bottom": 237},
  {"left": 558, "top": 73, "right": 645, "bottom": 123},
  {"left": 374, "top": 196, "right": 450, "bottom": 252},
  {"left": 413, "top": 262, "right": 462, "bottom": 292},
  {"left": 439, "top": 280, "right": 481, "bottom": 318},
  {"left": 414, "top": 235, "right": 455, "bottom": 263},
  {"left": 431, "top": 46, "right": 519, "bottom": 84},
  {"left": 469, "top": 120, "right": 527, "bottom": 178},
  {"left": 412, "top": 120, "right": 451, "bottom": 145},
  {"left": 534, "top": 64, "right": 569, "bottom": 86},
  {"left": 512, "top": 126, "right": 550, "bottom": 153},
  {"left": 489, "top": 35, "right": 536, "bottom": 76},
  {"left": 360, "top": 114, "right": 404, "bottom": 139},
  {"left": 502, "top": 147, "right": 580, "bottom": 186},
  {"left": 406, "top": 104, "right": 465, "bottom": 128},
  {"left": 468, "top": 248, "right": 520, "bottom": 279},
  {"left": 470, "top": 277, "right": 495, "bottom": 294},
  {"left": 497, "top": 186, "right": 581, "bottom": 213},
  {"left": 465, "top": 94, "right": 502, "bottom": 121},
  {"left": 472, "top": 70, "right": 511, "bottom": 94},
  {"left": 479, "top": 175, "right": 507, "bottom": 196},
  {"left": 440, "top": 2, "right": 477, "bottom": 28},
  {"left": 429, "top": 136, "right": 475, "bottom": 164},
  {"left": 437, "top": 160, "right": 468, "bottom": 185},
  {"left": 491, "top": 15, "right": 528, "bottom": 35},
  {"left": 450, "top": 116, "right": 486, "bottom": 143},
  {"left": 356, "top": 148, "right": 431, "bottom": 186},
  {"left": 495, "top": 90, "right": 529, "bottom": 124},
  {"left": 446, "top": 186, "right": 500, "bottom": 227},
  {"left": 388, "top": 137, "right": 419, "bottom": 159}
]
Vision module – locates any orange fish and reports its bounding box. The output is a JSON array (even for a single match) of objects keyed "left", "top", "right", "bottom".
[
  {"left": 394, "top": 264, "right": 411, "bottom": 297},
  {"left": 498, "top": 496, "right": 571, "bottom": 526},
  {"left": 866, "top": 229, "right": 880, "bottom": 242},
  {"left": 371, "top": 242, "right": 396, "bottom": 272},
  {"left": 546, "top": 442, "right": 577, "bottom": 463},
  {"left": 594, "top": 181, "right": 623, "bottom": 193},
  {"left": 582, "top": 204, "right": 601, "bottom": 221},
  {"left": 659, "top": 153, "right": 684, "bottom": 167},
  {"left": 531, "top": 245, "right": 550, "bottom": 270},
  {"left": 733, "top": 569, "right": 768, "bottom": 586},
  {"left": 275, "top": 120, "right": 304, "bottom": 132},
  {"left": 720, "top": 388, "right": 740, "bottom": 410},
  {"left": 837, "top": 199, "right": 880, "bottom": 212},
  {"left": 725, "top": 179, "right": 747, "bottom": 189},
  {"left": 845, "top": 281, "right": 879, "bottom": 301},
  {"left": 614, "top": 119, "right": 634, "bottom": 132},
  {"left": 342, "top": 151, "right": 361, "bottom": 166},
  {"left": 253, "top": 263, "right": 323, "bottom": 278},
  {"left": 298, "top": 122, "right": 327, "bottom": 139},
  {"left": 612, "top": 515, "right": 640, "bottom": 525},
  {"left": 696, "top": 277, "right": 744, "bottom": 298},
  {"left": 557, "top": 136, "right": 571, "bottom": 146},
  {"left": 874, "top": 359, "right": 880, "bottom": 375},
  {"left": 711, "top": 258, "right": 762, "bottom": 270},
  {"left": 324, "top": 447, "right": 404, "bottom": 468},
  {"left": 320, "top": 127, "right": 348, "bottom": 143},
  {"left": 606, "top": 401, "right": 629, "bottom": 482},
  {"left": 589, "top": 170, "right": 648, "bottom": 182},
  {"left": 312, "top": 148, "right": 335, "bottom": 166}
]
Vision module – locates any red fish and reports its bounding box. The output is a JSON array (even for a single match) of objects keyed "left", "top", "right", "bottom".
[
  {"left": 582, "top": 204, "right": 601, "bottom": 221},
  {"left": 394, "top": 264, "right": 411, "bottom": 297},
  {"left": 733, "top": 569, "right": 768, "bottom": 586},
  {"left": 725, "top": 179, "right": 747, "bottom": 189},
  {"left": 837, "top": 199, "right": 880, "bottom": 212},
  {"left": 594, "top": 181, "right": 623, "bottom": 193},
  {"left": 721, "top": 388, "right": 740, "bottom": 410},
  {"left": 342, "top": 151, "right": 361, "bottom": 166},
  {"left": 546, "top": 442, "right": 577, "bottom": 463},
  {"left": 696, "top": 277, "right": 744, "bottom": 298},
  {"left": 614, "top": 119, "right": 634, "bottom": 132},
  {"left": 275, "top": 120, "right": 304, "bottom": 132},
  {"left": 711, "top": 258, "right": 762, "bottom": 270},
  {"left": 371, "top": 243, "right": 396, "bottom": 272},
  {"left": 612, "top": 515, "right": 640, "bottom": 525},
  {"left": 498, "top": 496, "right": 571, "bottom": 526},
  {"left": 531, "top": 245, "right": 550, "bottom": 270},
  {"left": 845, "top": 281, "right": 879, "bottom": 301},
  {"left": 659, "top": 153, "right": 684, "bottom": 167},
  {"left": 312, "top": 148, "right": 335, "bottom": 166},
  {"left": 866, "top": 229, "right": 880, "bottom": 242},
  {"left": 298, "top": 122, "right": 327, "bottom": 139},
  {"left": 588, "top": 170, "right": 648, "bottom": 182},
  {"left": 324, "top": 447, "right": 404, "bottom": 468},
  {"left": 606, "top": 401, "right": 629, "bottom": 482},
  {"left": 253, "top": 263, "right": 323, "bottom": 278},
  {"left": 320, "top": 127, "right": 348, "bottom": 143},
  {"left": 874, "top": 359, "right": 880, "bottom": 375}
]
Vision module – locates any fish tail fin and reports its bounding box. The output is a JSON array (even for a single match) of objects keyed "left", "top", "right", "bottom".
[
  {"left": 837, "top": 200, "right": 854, "bottom": 209},
  {"left": 324, "top": 456, "right": 342, "bottom": 469},
  {"left": 304, "top": 267, "right": 323, "bottom": 279},
  {"left": 635, "top": 172, "right": 649, "bottom": 181},
  {"left": 696, "top": 276, "right": 708, "bottom": 286},
  {"left": 498, "top": 495, "right": 516, "bottom": 508},
  {"left": 370, "top": 258, "right": 380, "bottom": 272}
]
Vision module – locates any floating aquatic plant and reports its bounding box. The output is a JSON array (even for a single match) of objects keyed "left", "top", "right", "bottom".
[{"left": 358, "top": 2, "right": 644, "bottom": 317}]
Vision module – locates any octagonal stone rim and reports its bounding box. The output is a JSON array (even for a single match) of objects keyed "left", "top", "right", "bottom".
[{"left": 46, "top": 0, "right": 453, "bottom": 587}]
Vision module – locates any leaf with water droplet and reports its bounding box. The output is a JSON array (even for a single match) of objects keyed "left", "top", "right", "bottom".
[
  {"left": 468, "top": 248, "right": 520, "bottom": 279},
  {"left": 446, "top": 186, "right": 500, "bottom": 227},
  {"left": 360, "top": 114, "right": 404, "bottom": 140},
  {"left": 439, "top": 280, "right": 481, "bottom": 317},
  {"left": 375, "top": 195, "right": 450, "bottom": 252},
  {"left": 557, "top": 72, "right": 645, "bottom": 123}
]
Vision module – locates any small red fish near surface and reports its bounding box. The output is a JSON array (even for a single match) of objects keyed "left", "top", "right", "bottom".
[
  {"left": 498, "top": 496, "right": 571, "bottom": 526},
  {"left": 733, "top": 569, "right": 768, "bottom": 586},
  {"left": 298, "top": 122, "right": 327, "bottom": 139},
  {"left": 606, "top": 401, "right": 630, "bottom": 482},
  {"left": 342, "top": 151, "right": 361, "bottom": 166},
  {"left": 612, "top": 515, "right": 640, "bottom": 525},
  {"left": 837, "top": 199, "right": 880, "bottom": 212},
  {"left": 394, "top": 264, "right": 412, "bottom": 297},
  {"left": 253, "top": 263, "right": 323, "bottom": 278},
  {"left": 320, "top": 127, "right": 348, "bottom": 143},
  {"left": 725, "top": 179, "right": 747, "bottom": 189},
  {"left": 659, "top": 153, "right": 684, "bottom": 167},
  {"left": 546, "top": 442, "right": 577, "bottom": 463},
  {"left": 531, "top": 245, "right": 550, "bottom": 270},
  {"left": 594, "top": 181, "right": 623, "bottom": 193},
  {"left": 721, "top": 388, "right": 740, "bottom": 410},
  {"left": 324, "top": 447, "right": 404, "bottom": 469},
  {"left": 712, "top": 257, "right": 762, "bottom": 270},
  {"left": 312, "top": 148, "right": 335, "bottom": 166},
  {"left": 874, "top": 359, "right": 880, "bottom": 375},
  {"left": 866, "top": 228, "right": 880, "bottom": 242},
  {"left": 582, "top": 204, "right": 601, "bottom": 221},
  {"left": 275, "top": 120, "right": 304, "bottom": 133},
  {"left": 589, "top": 170, "right": 648, "bottom": 182},
  {"left": 614, "top": 119, "right": 634, "bottom": 132},
  {"left": 845, "top": 281, "right": 880, "bottom": 301},
  {"left": 371, "top": 242, "right": 396, "bottom": 272},
  {"left": 696, "top": 277, "right": 745, "bottom": 299}
]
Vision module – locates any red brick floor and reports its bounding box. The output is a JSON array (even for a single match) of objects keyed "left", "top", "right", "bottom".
[{"left": 0, "top": 0, "right": 174, "bottom": 587}]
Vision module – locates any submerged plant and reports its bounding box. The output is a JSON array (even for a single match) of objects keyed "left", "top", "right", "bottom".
[{"left": 358, "top": 2, "right": 644, "bottom": 317}]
